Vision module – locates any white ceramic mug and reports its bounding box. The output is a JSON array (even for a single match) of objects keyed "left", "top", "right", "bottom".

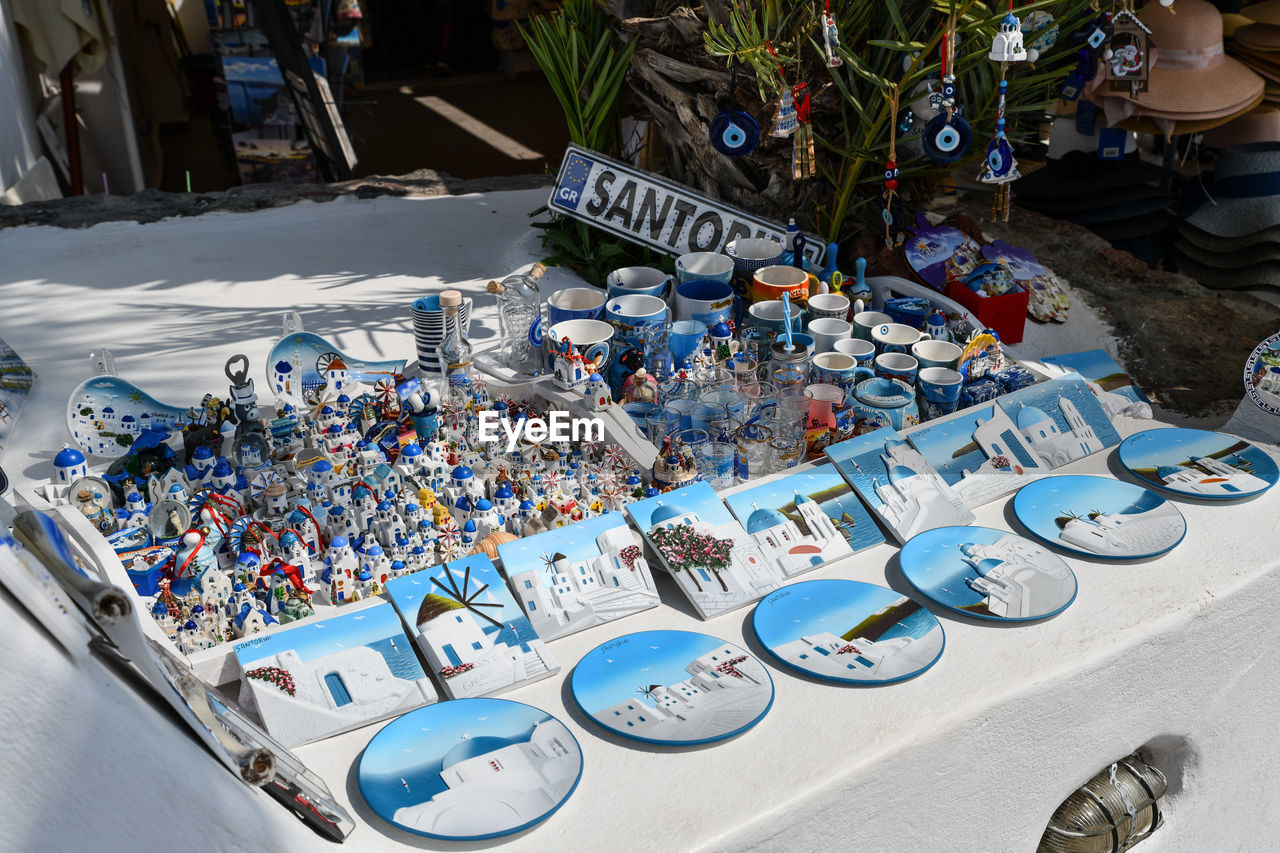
[
  {"left": 834, "top": 337, "right": 876, "bottom": 367},
  {"left": 852, "top": 310, "right": 894, "bottom": 341},
  {"left": 872, "top": 322, "right": 930, "bottom": 355},
  {"left": 806, "top": 317, "right": 853, "bottom": 354},
  {"left": 911, "top": 339, "right": 963, "bottom": 371},
  {"left": 606, "top": 266, "right": 673, "bottom": 300},
  {"left": 807, "top": 292, "right": 852, "bottom": 321},
  {"left": 676, "top": 251, "right": 735, "bottom": 285}
]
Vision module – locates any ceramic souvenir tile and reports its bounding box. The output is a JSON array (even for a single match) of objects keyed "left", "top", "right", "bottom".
[
  {"left": 899, "top": 526, "right": 1077, "bottom": 621},
  {"left": 994, "top": 377, "right": 1122, "bottom": 469},
  {"left": 357, "top": 698, "right": 582, "bottom": 841},
  {"left": 494, "top": 512, "right": 659, "bottom": 641},
  {"left": 384, "top": 555, "right": 559, "bottom": 699},
  {"left": 66, "top": 376, "right": 193, "bottom": 457},
  {"left": 906, "top": 403, "right": 1051, "bottom": 508},
  {"left": 1040, "top": 349, "right": 1149, "bottom": 407},
  {"left": 824, "top": 427, "right": 975, "bottom": 545},
  {"left": 1012, "top": 475, "right": 1186, "bottom": 560},
  {"left": 724, "top": 464, "right": 884, "bottom": 568},
  {"left": 233, "top": 601, "right": 438, "bottom": 748},
  {"left": 0, "top": 338, "right": 34, "bottom": 456},
  {"left": 570, "top": 630, "right": 774, "bottom": 746},
  {"left": 750, "top": 579, "right": 944, "bottom": 684},
  {"left": 1117, "top": 428, "right": 1278, "bottom": 500},
  {"left": 626, "top": 481, "right": 806, "bottom": 620},
  {"left": 265, "top": 331, "right": 406, "bottom": 404}
]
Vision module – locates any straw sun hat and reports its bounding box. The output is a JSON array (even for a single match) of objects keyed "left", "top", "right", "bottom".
[{"left": 1183, "top": 142, "right": 1280, "bottom": 238}]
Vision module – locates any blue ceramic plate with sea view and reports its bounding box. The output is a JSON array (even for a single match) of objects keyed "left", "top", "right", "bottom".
[
  {"left": 1117, "top": 428, "right": 1277, "bottom": 500},
  {"left": 1012, "top": 475, "right": 1186, "bottom": 560}
]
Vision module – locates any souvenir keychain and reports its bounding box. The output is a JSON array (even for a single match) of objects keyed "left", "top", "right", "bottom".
[
  {"left": 881, "top": 83, "right": 906, "bottom": 246},
  {"left": 821, "top": 0, "right": 843, "bottom": 67},
  {"left": 979, "top": 1, "right": 1027, "bottom": 221},
  {"left": 922, "top": 5, "right": 972, "bottom": 164},
  {"left": 709, "top": 61, "right": 761, "bottom": 157}
]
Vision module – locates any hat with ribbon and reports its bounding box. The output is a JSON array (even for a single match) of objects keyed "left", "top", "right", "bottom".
[{"left": 1183, "top": 142, "right": 1280, "bottom": 238}]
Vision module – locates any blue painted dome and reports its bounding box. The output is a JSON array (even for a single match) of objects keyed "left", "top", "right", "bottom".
[
  {"left": 1015, "top": 405, "right": 1052, "bottom": 429},
  {"left": 358, "top": 570, "right": 372, "bottom": 581},
  {"left": 183, "top": 620, "right": 198, "bottom": 631},
  {"left": 367, "top": 545, "right": 383, "bottom": 557},
  {"left": 391, "top": 560, "right": 405, "bottom": 571},
  {"left": 463, "top": 519, "right": 477, "bottom": 532},
  {"left": 1156, "top": 465, "right": 1183, "bottom": 479},
  {"left": 312, "top": 459, "right": 334, "bottom": 474},
  {"left": 519, "top": 499, "right": 535, "bottom": 510},
  {"left": 192, "top": 445, "right": 213, "bottom": 460},
  {"left": 452, "top": 465, "right": 474, "bottom": 480},
  {"left": 883, "top": 437, "right": 909, "bottom": 451},
  {"left": 337, "top": 394, "right": 350, "bottom": 403},
  {"left": 274, "top": 360, "right": 292, "bottom": 374},
  {"left": 400, "top": 443, "right": 423, "bottom": 458},
  {"left": 376, "top": 500, "right": 394, "bottom": 512},
  {"left": 649, "top": 503, "right": 687, "bottom": 525},
  {"left": 279, "top": 531, "right": 301, "bottom": 549},
  {"left": 888, "top": 464, "right": 919, "bottom": 484},
  {"left": 126, "top": 491, "right": 142, "bottom": 503},
  {"left": 644, "top": 487, "right": 660, "bottom": 498},
  {"left": 320, "top": 406, "right": 334, "bottom": 415},
  {"left": 233, "top": 582, "right": 247, "bottom": 592},
  {"left": 151, "top": 601, "right": 169, "bottom": 616},
  {"left": 494, "top": 483, "right": 514, "bottom": 499},
  {"left": 328, "top": 505, "right": 344, "bottom": 517},
  {"left": 237, "top": 552, "right": 261, "bottom": 567},
  {"left": 746, "top": 506, "right": 788, "bottom": 534},
  {"left": 475, "top": 498, "right": 493, "bottom": 511},
  {"left": 54, "top": 446, "right": 85, "bottom": 468},
  {"left": 794, "top": 491, "right": 813, "bottom": 505},
  {"left": 330, "top": 535, "right": 349, "bottom": 549},
  {"left": 102, "top": 406, "right": 114, "bottom": 414},
  {"left": 711, "top": 321, "right": 732, "bottom": 337}
]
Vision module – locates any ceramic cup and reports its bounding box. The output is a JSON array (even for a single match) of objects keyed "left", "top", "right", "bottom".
[
  {"left": 605, "top": 294, "right": 670, "bottom": 343},
  {"left": 606, "top": 266, "right": 673, "bottom": 300},
  {"left": 833, "top": 337, "right": 876, "bottom": 368},
  {"left": 674, "top": 279, "right": 736, "bottom": 327},
  {"left": 547, "top": 318, "right": 613, "bottom": 371},
  {"left": 807, "top": 292, "right": 852, "bottom": 322},
  {"left": 748, "top": 299, "right": 805, "bottom": 334},
  {"left": 812, "top": 352, "right": 873, "bottom": 391},
  {"left": 806, "top": 317, "right": 853, "bottom": 353},
  {"left": 547, "top": 287, "right": 606, "bottom": 326},
  {"left": 917, "top": 366, "right": 963, "bottom": 419},
  {"left": 676, "top": 251, "right": 735, "bottom": 285},
  {"left": 872, "top": 322, "right": 931, "bottom": 355},
  {"left": 669, "top": 319, "right": 709, "bottom": 365},
  {"left": 852, "top": 310, "right": 894, "bottom": 341},
  {"left": 725, "top": 237, "right": 785, "bottom": 300},
  {"left": 875, "top": 352, "right": 919, "bottom": 385},
  {"left": 911, "top": 339, "right": 963, "bottom": 372},
  {"left": 752, "top": 264, "right": 813, "bottom": 304}
]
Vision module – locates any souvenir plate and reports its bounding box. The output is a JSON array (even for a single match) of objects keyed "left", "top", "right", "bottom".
[
  {"left": 570, "top": 630, "right": 773, "bottom": 746},
  {"left": 358, "top": 698, "right": 582, "bottom": 841},
  {"left": 1117, "top": 427, "right": 1278, "bottom": 500},
  {"left": 1244, "top": 329, "right": 1280, "bottom": 416},
  {"left": 65, "top": 376, "right": 193, "bottom": 457},
  {"left": 1012, "top": 475, "right": 1186, "bottom": 560},
  {"left": 750, "top": 579, "right": 944, "bottom": 684},
  {"left": 899, "top": 526, "right": 1077, "bottom": 621},
  {"left": 265, "top": 331, "right": 405, "bottom": 404}
]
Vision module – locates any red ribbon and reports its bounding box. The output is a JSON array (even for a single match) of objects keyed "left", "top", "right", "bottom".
[
  {"left": 793, "top": 82, "right": 811, "bottom": 124},
  {"left": 261, "top": 558, "right": 311, "bottom": 595}
]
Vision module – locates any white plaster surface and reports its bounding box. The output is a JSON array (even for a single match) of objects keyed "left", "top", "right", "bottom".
[{"left": 0, "top": 192, "right": 1278, "bottom": 852}]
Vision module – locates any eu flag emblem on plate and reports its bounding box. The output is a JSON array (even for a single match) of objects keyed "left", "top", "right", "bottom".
[{"left": 554, "top": 152, "right": 593, "bottom": 211}]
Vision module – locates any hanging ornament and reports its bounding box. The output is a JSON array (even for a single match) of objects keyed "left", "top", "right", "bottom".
[
  {"left": 709, "top": 62, "right": 760, "bottom": 157},
  {"left": 1105, "top": 4, "right": 1152, "bottom": 95},
  {"left": 979, "top": 12, "right": 1022, "bottom": 223},
  {"left": 771, "top": 89, "right": 799, "bottom": 137},
  {"left": 791, "top": 84, "right": 816, "bottom": 179},
  {"left": 988, "top": 9, "right": 1028, "bottom": 62},
  {"left": 821, "top": 2, "right": 843, "bottom": 68},
  {"left": 881, "top": 83, "right": 904, "bottom": 247},
  {"left": 1021, "top": 10, "right": 1057, "bottom": 63},
  {"left": 923, "top": 14, "right": 972, "bottom": 165}
]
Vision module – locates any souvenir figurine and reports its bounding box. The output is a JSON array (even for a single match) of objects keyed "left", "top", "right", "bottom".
[{"left": 821, "top": 7, "right": 843, "bottom": 67}]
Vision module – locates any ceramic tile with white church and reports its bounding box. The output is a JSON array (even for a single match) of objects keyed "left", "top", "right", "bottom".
[
  {"left": 384, "top": 554, "right": 559, "bottom": 700},
  {"left": 905, "top": 404, "right": 1051, "bottom": 509},
  {"left": 0, "top": 337, "right": 34, "bottom": 457},
  {"left": 1117, "top": 428, "right": 1278, "bottom": 500},
  {"left": 265, "top": 331, "right": 406, "bottom": 405},
  {"left": 569, "top": 629, "right": 774, "bottom": 746},
  {"left": 750, "top": 579, "right": 944, "bottom": 685},
  {"left": 898, "top": 526, "right": 1077, "bottom": 621},
  {"left": 993, "top": 377, "right": 1122, "bottom": 470},
  {"left": 357, "top": 697, "right": 583, "bottom": 841},
  {"left": 626, "top": 481, "right": 800, "bottom": 620},
  {"left": 723, "top": 464, "right": 884, "bottom": 570},
  {"left": 232, "top": 601, "right": 438, "bottom": 748},
  {"left": 1011, "top": 475, "right": 1187, "bottom": 560},
  {"left": 494, "top": 512, "right": 659, "bottom": 641},
  {"left": 1040, "top": 349, "right": 1150, "bottom": 409},
  {"left": 824, "top": 427, "right": 975, "bottom": 545}
]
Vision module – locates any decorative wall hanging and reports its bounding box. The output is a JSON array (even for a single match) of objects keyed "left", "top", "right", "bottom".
[
  {"left": 821, "top": 1, "right": 843, "bottom": 67},
  {"left": 709, "top": 62, "right": 760, "bottom": 157},
  {"left": 1012, "top": 475, "right": 1187, "bottom": 560},
  {"left": 1244, "top": 329, "right": 1280, "bottom": 416},
  {"left": 922, "top": 6, "right": 972, "bottom": 164},
  {"left": 1117, "top": 428, "right": 1278, "bottom": 500},
  {"left": 1105, "top": 4, "right": 1153, "bottom": 95}
]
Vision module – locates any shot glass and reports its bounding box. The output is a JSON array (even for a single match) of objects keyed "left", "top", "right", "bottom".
[
  {"left": 735, "top": 423, "right": 773, "bottom": 483},
  {"left": 698, "top": 441, "right": 737, "bottom": 489}
]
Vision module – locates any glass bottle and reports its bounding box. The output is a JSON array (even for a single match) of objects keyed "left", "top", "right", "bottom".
[
  {"left": 486, "top": 263, "right": 546, "bottom": 374},
  {"left": 436, "top": 290, "right": 473, "bottom": 401}
]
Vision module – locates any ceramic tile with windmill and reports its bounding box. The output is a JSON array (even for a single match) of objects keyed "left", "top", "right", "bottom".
[{"left": 385, "top": 555, "right": 560, "bottom": 699}]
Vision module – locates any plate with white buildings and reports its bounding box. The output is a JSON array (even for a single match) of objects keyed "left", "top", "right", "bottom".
[
  {"left": 750, "top": 580, "right": 945, "bottom": 685},
  {"left": 898, "top": 526, "right": 1077, "bottom": 622},
  {"left": 495, "top": 512, "right": 660, "bottom": 641},
  {"left": 357, "top": 697, "right": 583, "bottom": 841},
  {"left": 1011, "top": 475, "right": 1187, "bottom": 560},
  {"left": 570, "top": 629, "right": 774, "bottom": 746},
  {"left": 1116, "top": 428, "right": 1278, "bottom": 500}
]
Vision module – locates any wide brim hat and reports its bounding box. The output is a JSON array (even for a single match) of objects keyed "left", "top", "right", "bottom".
[
  {"left": 1176, "top": 219, "right": 1280, "bottom": 250},
  {"left": 1243, "top": 0, "right": 1280, "bottom": 26},
  {"left": 1176, "top": 236, "right": 1280, "bottom": 268},
  {"left": 1183, "top": 141, "right": 1280, "bottom": 237},
  {"left": 1235, "top": 23, "right": 1280, "bottom": 51},
  {"left": 1087, "top": 210, "right": 1176, "bottom": 241},
  {"left": 1068, "top": 192, "right": 1174, "bottom": 225},
  {"left": 1116, "top": 92, "right": 1266, "bottom": 135},
  {"left": 1103, "top": 0, "right": 1264, "bottom": 117},
  {"left": 1014, "top": 150, "right": 1170, "bottom": 207},
  {"left": 1202, "top": 105, "right": 1280, "bottom": 147},
  {"left": 1019, "top": 183, "right": 1173, "bottom": 217},
  {"left": 1173, "top": 246, "right": 1280, "bottom": 289}
]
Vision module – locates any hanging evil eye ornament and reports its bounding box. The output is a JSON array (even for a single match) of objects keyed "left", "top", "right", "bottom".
[
  {"left": 880, "top": 84, "right": 906, "bottom": 247},
  {"left": 710, "top": 62, "right": 760, "bottom": 157},
  {"left": 980, "top": 38, "right": 1021, "bottom": 222},
  {"left": 922, "top": 109, "right": 972, "bottom": 163}
]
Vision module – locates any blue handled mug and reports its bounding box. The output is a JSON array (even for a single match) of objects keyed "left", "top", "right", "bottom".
[
  {"left": 547, "top": 287, "right": 606, "bottom": 326},
  {"left": 674, "top": 279, "right": 737, "bottom": 328},
  {"left": 812, "top": 352, "right": 874, "bottom": 392},
  {"left": 669, "top": 319, "right": 708, "bottom": 365},
  {"left": 606, "top": 266, "right": 673, "bottom": 300},
  {"left": 917, "top": 366, "right": 963, "bottom": 420}
]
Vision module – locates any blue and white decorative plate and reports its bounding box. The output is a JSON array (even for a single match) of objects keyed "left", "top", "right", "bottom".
[
  {"left": 1118, "top": 427, "right": 1278, "bottom": 500},
  {"left": 357, "top": 698, "right": 582, "bottom": 842},
  {"left": 65, "top": 375, "right": 192, "bottom": 458},
  {"left": 570, "top": 630, "right": 773, "bottom": 746},
  {"left": 1243, "top": 329, "right": 1280, "bottom": 416},
  {"left": 1011, "top": 475, "right": 1186, "bottom": 560},
  {"left": 750, "top": 579, "right": 945, "bottom": 685},
  {"left": 265, "top": 331, "right": 405, "bottom": 404},
  {"left": 899, "top": 526, "right": 1077, "bottom": 622}
]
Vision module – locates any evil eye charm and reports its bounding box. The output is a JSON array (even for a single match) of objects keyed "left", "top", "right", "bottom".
[
  {"left": 921, "top": 113, "right": 972, "bottom": 164},
  {"left": 941, "top": 79, "right": 957, "bottom": 100},
  {"left": 885, "top": 166, "right": 900, "bottom": 181},
  {"left": 709, "top": 110, "right": 760, "bottom": 157},
  {"left": 986, "top": 137, "right": 1014, "bottom": 178}
]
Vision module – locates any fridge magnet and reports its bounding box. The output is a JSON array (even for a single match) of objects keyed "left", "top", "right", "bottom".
[
  {"left": 357, "top": 697, "right": 582, "bottom": 841},
  {"left": 266, "top": 331, "right": 406, "bottom": 405},
  {"left": 723, "top": 464, "right": 884, "bottom": 566},
  {"left": 1243, "top": 330, "right": 1280, "bottom": 416},
  {"left": 569, "top": 629, "right": 773, "bottom": 746},
  {"left": 825, "top": 427, "right": 975, "bottom": 546},
  {"left": 905, "top": 403, "right": 1051, "bottom": 508},
  {"left": 1117, "top": 428, "right": 1278, "bottom": 500},
  {"left": 995, "top": 377, "right": 1122, "bottom": 469},
  {"left": 1012, "top": 475, "right": 1187, "bottom": 560},
  {"left": 898, "top": 526, "right": 1077, "bottom": 621},
  {"left": 65, "top": 375, "right": 193, "bottom": 457},
  {"left": 0, "top": 337, "right": 35, "bottom": 457},
  {"left": 750, "top": 579, "right": 944, "bottom": 684},
  {"left": 494, "top": 512, "right": 660, "bottom": 641},
  {"left": 384, "top": 554, "right": 559, "bottom": 700},
  {"left": 233, "top": 601, "right": 438, "bottom": 748},
  {"left": 626, "top": 481, "right": 813, "bottom": 620}
]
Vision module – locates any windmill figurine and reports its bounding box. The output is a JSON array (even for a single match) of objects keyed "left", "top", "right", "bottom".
[
  {"left": 430, "top": 563, "right": 505, "bottom": 629},
  {"left": 771, "top": 89, "right": 799, "bottom": 137}
]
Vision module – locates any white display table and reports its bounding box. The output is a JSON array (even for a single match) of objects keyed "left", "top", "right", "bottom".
[{"left": 0, "top": 191, "right": 1276, "bottom": 852}]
